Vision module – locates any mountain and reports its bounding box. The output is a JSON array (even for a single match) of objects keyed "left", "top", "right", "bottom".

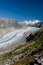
[
  {"left": 0, "top": 18, "right": 43, "bottom": 29},
  {"left": 0, "top": 18, "right": 22, "bottom": 29},
  {"left": 19, "top": 20, "right": 43, "bottom": 27},
  {"left": 0, "top": 18, "right": 43, "bottom": 65}
]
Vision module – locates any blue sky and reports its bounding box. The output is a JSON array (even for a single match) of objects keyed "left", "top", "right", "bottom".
[{"left": 0, "top": 0, "right": 43, "bottom": 22}]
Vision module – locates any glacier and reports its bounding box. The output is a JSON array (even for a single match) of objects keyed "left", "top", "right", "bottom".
[{"left": 0, "top": 27, "right": 39, "bottom": 54}]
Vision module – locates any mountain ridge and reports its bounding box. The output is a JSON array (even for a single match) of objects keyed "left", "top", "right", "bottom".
[{"left": 0, "top": 18, "right": 43, "bottom": 29}]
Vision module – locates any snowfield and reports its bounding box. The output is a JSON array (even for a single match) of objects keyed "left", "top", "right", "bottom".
[{"left": 0, "top": 27, "right": 39, "bottom": 54}]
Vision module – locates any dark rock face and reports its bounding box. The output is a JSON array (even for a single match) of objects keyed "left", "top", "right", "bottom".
[{"left": 26, "top": 33, "right": 32, "bottom": 42}]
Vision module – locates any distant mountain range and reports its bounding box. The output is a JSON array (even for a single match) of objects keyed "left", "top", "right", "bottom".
[
  {"left": 0, "top": 18, "right": 43, "bottom": 29},
  {"left": 20, "top": 20, "right": 43, "bottom": 27}
]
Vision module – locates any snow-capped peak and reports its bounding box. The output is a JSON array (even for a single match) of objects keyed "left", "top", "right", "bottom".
[{"left": 24, "top": 20, "right": 40, "bottom": 25}]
